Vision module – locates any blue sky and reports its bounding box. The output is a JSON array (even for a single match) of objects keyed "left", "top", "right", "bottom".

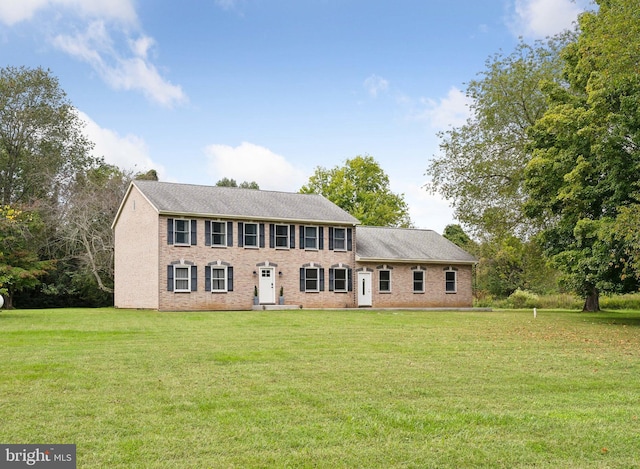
[{"left": 1, "top": 0, "right": 593, "bottom": 232}]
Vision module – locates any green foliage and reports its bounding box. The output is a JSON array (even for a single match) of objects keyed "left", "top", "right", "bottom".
[
  {"left": 216, "top": 177, "right": 260, "bottom": 189},
  {"left": 442, "top": 224, "right": 475, "bottom": 251},
  {"left": 0, "top": 205, "right": 54, "bottom": 307},
  {"left": 300, "top": 155, "right": 412, "bottom": 227},
  {"left": 507, "top": 289, "right": 540, "bottom": 309},
  {"left": 426, "top": 36, "right": 570, "bottom": 239},
  {"left": 523, "top": 0, "right": 640, "bottom": 310}
]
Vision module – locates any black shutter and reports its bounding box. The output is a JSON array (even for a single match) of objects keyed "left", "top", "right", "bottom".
[
  {"left": 167, "top": 218, "right": 174, "bottom": 245},
  {"left": 299, "top": 225, "right": 305, "bottom": 249},
  {"left": 238, "top": 222, "right": 244, "bottom": 247},
  {"left": 347, "top": 228, "right": 353, "bottom": 251},
  {"left": 191, "top": 266, "right": 198, "bottom": 291},
  {"left": 319, "top": 227, "right": 324, "bottom": 250},
  {"left": 329, "top": 227, "right": 334, "bottom": 250},
  {"left": 228, "top": 267, "right": 234, "bottom": 292},
  {"left": 290, "top": 225, "right": 296, "bottom": 248},
  {"left": 205, "top": 266, "right": 211, "bottom": 291},
  {"left": 227, "top": 221, "right": 233, "bottom": 247},
  {"left": 205, "top": 221, "right": 211, "bottom": 246},
  {"left": 259, "top": 223, "right": 265, "bottom": 248},
  {"left": 348, "top": 268, "right": 353, "bottom": 291},
  {"left": 167, "top": 265, "right": 174, "bottom": 291},
  {"left": 319, "top": 268, "right": 325, "bottom": 291},
  {"left": 329, "top": 268, "right": 334, "bottom": 291},
  {"left": 300, "top": 268, "right": 305, "bottom": 291},
  {"left": 191, "top": 220, "right": 197, "bottom": 245},
  {"left": 269, "top": 224, "right": 275, "bottom": 248}
]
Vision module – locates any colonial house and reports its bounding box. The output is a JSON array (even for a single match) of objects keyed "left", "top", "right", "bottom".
[{"left": 112, "top": 180, "right": 476, "bottom": 311}]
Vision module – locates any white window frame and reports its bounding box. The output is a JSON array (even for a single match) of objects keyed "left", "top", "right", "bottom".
[
  {"left": 445, "top": 270, "right": 457, "bottom": 293},
  {"left": 333, "top": 268, "right": 348, "bottom": 292},
  {"left": 275, "top": 224, "right": 289, "bottom": 249},
  {"left": 211, "top": 266, "right": 228, "bottom": 292},
  {"left": 333, "top": 227, "right": 346, "bottom": 251},
  {"left": 211, "top": 221, "right": 226, "bottom": 247},
  {"left": 379, "top": 269, "right": 391, "bottom": 293},
  {"left": 413, "top": 270, "right": 425, "bottom": 293},
  {"left": 304, "top": 226, "right": 318, "bottom": 250},
  {"left": 244, "top": 222, "right": 259, "bottom": 247},
  {"left": 174, "top": 219, "right": 191, "bottom": 245},
  {"left": 305, "top": 267, "right": 320, "bottom": 292},
  {"left": 174, "top": 265, "right": 191, "bottom": 292}
]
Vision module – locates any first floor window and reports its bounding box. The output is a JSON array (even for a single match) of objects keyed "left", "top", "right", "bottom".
[
  {"left": 379, "top": 270, "right": 391, "bottom": 292},
  {"left": 174, "top": 266, "right": 190, "bottom": 291},
  {"left": 205, "top": 264, "right": 234, "bottom": 292},
  {"left": 413, "top": 270, "right": 425, "bottom": 292},
  {"left": 334, "top": 268, "right": 347, "bottom": 292},
  {"left": 211, "top": 267, "right": 226, "bottom": 291},
  {"left": 305, "top": 268, "right": 319, "bottom": 291},
  {"left": 445, "top": 270, "right": 457, "bottom": 293}
]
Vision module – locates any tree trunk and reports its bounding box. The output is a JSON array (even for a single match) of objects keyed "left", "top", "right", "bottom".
[{"left": 583, "top": 287, "right": 600, "bottom": 312}]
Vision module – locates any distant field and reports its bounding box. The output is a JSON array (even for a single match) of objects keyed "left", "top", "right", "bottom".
[{"left": 1, "top": 308, "right": 639, "bottom": 468}]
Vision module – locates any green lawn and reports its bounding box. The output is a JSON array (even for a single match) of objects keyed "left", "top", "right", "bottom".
[{"left": 1, "top": 308, "right": 639, "bottom": 468}]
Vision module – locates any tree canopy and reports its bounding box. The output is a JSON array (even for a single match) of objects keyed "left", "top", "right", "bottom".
[
  {"left": 523, "top": 0, "right": 640, "bottom": 310},
  {"left": 216, "top": 178, "right": 259, "bottom": 189},
  {"left": 300, "top": 155, "right": 412, "bottom": 227}
]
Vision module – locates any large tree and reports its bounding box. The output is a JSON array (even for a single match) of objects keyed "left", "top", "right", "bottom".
[
  {"left": 426, "top": 36, "right": 571, "bottom": 240},
  {"left": 524, "top": 0, "right": 640, "bottom": 311},
  {"left": 300, "top": 155, "right": 412, "bottom": 227},
  {"left": 0, "top": 66, "right": 95, "bottom": 206}
]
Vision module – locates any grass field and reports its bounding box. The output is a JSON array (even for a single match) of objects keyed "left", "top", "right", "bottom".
[{"left": 1, "top": 308, "right": 639, "bottom": 468}]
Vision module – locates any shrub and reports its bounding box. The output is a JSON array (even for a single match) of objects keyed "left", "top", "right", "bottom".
[{"left": 507, "top": 289, "right": 540, "bottom": 309}]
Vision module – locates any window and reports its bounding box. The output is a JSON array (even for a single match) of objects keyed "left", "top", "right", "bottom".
[
  {"left": 173, "top": 219, "right": 193, "bottom": 245},
  {"left": 413, "top": 270, "right": 425, "bottom": 293},
  {"left": 379, "top": 270, "right": 391, "bottom": 292},
  {"left": 445, "top": 270, "right": 457, "bottom": 293},
  {"left": 174, "top": 266, "right": 190, "bottom": 291},
  {"left": 275, "top": 225, "right": 289, "bottom": 248},
  {"left": 305, "top": 267, "right": 319, "bottom": 291},
  {"left": 333, "top": 268, "right": 347, "bottom": 292},
  {"left": 244, "top": 223, "right": 258, "bottom": 247},
  {"left": 333, "top": 228, "right": 346, "bottom": 251},
  {"left": 304, "top": 226, "right": 318, "bottom": 249},
  {"left": 167, "top": 263, "right": 197, "bottom": 292},
  {"left": 205, "top": 263, "right": 233, "bottom": 292},
  {"left": 211, "top": 222, "right": 226, "bottom": 246}
]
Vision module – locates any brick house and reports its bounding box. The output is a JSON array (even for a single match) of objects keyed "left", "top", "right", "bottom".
[{"left": 112, "top": 180, "right": 476, "bottom": 311}]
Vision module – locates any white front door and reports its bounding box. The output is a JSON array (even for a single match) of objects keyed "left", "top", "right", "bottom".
[
  {"left": 259, "top": 267, "right": 276, "bottom": 304},
  {"left": 357, "top": 271, "right": 372, "bottom": 307}
]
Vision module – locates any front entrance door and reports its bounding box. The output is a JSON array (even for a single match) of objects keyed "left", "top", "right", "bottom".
[
  {"left": 259, "top": 267, "right": 276, "bottom": 304},
  {"left": 357, "top": 271, "right": 372, "bottom": 307}
]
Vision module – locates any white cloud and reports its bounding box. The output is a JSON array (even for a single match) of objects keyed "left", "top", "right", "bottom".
[
  {"left": 416, "top": 87, "right": 472, "bottom": 131},
  {"left": 363, "top": 74, "right": 389, "bottom": 98},
  {"left": 0, "top": 0, "right": 136, "bottom": 26},
  {"left": 393, "top": 180, "right": 454, "bottom": 234},
  {"left": 54, "top": 22, "right": 186, "bottom": 107},
  {"left": 78, "top": 111, "right": 166, "bottom": 178},
  {"left": 509, "top": 0, "right": 589, "bottom": 38},
  {"left": 204, "top": 142, "right": 308, "bottom": 192}
]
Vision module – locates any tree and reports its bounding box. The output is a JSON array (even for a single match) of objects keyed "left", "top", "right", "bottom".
[
  {"left": 0, "top": 66, "right": 95, "bottom": 206},
  {"left": 215, "top": 178, "right": 259, "bottom": 189},
  {"left": 0, "top": 205, "right": 54, "bottom": 308},
  {"left": 300, "top": 155, "right": 412, "bottom": 227},
  {"left": 524, "top": 0, "right": 640, "bottom": 311},
  {"left": 426, "top": 36, "right": 571, "bottom": 239}
]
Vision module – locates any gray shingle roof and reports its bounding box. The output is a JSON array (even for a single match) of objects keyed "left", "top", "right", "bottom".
[
  {"left": 356, "top": 226, "right": 477, "bottom": 264},
  {"left": 132, "top": 180, "right": 360, "bottom": 224}
]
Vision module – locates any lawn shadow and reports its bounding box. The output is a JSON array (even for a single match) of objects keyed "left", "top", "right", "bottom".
[{"left": 587, "top": 311, "right": 640, "bottom": 326}]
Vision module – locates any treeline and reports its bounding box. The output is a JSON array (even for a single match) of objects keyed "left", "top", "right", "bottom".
[{"left": 431, "top": 0, "right": 640, "bottom": 311}]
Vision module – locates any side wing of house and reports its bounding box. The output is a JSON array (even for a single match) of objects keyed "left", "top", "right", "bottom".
[
  {"left": 112, "top": 184, "right": 160, "bottom": 309},
  {"left": 355, "top": 226, "right": 476, "bottom": 308}
]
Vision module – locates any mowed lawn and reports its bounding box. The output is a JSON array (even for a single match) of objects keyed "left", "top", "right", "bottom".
[{"left": 1, "top": 308, "right": 639, "bottom": 468}]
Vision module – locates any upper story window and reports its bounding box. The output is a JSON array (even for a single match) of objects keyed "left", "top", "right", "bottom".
[
  {"left": 275, "top": 224, "right": 289, "bottom": 248},
  {"left": 379, "top": 269, "right": 391, "bottom": 292},
  {"left": 445, "top": 269, "right": 457, "bottom": 293},
  {"left": 305, "top": 226, "right": 318, "bottom": 250},
  {"left": 167, "top": 218, "right": 196, "bottom": 246},
  {"left": 333, "top": 228, "right": 346, "bottom": 251},
  {"left": 211, "top": 222, "right": 226, "bottom": 246},
  {"left": 244, "top": 223, "right": 258, "bottom": 247}
]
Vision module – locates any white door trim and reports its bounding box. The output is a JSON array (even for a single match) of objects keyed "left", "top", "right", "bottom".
[{"left": 357, "top": 271, "right": 372, "bottom": 307}]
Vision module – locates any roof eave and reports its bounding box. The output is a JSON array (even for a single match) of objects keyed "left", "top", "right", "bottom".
[
  {"left": 156, "top": 210, "right": 359, "bottom": 226},
  {"left": 356, "top": 256, "right": 477, "bottom": 265}
]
